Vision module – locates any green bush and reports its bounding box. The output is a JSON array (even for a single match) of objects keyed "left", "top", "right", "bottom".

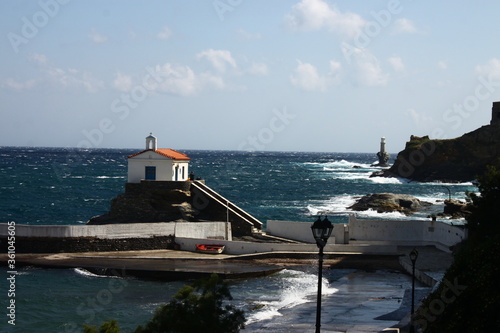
[
  {"left": 84, "top": 320, "right": 121, "bottom": 333},
  {"left": 416, "top": 166, "right": 500, "bottom": 332},
  {"left": 84, "top": 274, "right": 245, "bottom": 333},
  {"left": 134, "top": 274, "right": 245, "bottom": 333}
]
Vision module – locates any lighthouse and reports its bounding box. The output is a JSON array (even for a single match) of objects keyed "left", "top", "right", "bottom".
[
  {"left": 375, "top": 137, "right": 390, "bottom": 167},
  {"left": 127, "top": 133, "right": 190, "bottom": 183}
]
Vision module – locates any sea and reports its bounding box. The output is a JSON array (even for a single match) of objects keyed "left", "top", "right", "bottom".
[{"left": 0, "top": 147, "right": 476, "bottom": 332}]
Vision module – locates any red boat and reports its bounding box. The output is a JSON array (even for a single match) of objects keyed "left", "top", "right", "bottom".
[{"left": 195, "top": 244, "right": 225, "bottom": 254}]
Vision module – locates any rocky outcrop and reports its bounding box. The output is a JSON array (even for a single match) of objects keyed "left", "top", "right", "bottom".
[
  {"left": 376, "top": 124, "right": 500, "bottom": 182},
  {"left": 438, "top": 199, "right": 471, "bottom": 219},
  {"left": 87, "top": 180, "right": 261, "bottom": 237},
  {"left": 88, "top": 181, "right": 195, "bottom": 224},
  {"left": 349, "top": 193, "right": 432, "bottom": 215}
]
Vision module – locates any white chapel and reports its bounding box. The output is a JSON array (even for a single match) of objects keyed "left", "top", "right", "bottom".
[{"left": 127, "top": 133, "right": 190, "bottom": 183}]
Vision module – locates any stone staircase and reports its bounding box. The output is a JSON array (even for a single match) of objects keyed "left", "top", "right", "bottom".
[{"left": 191, "top": 181, "right": 264, "bottom": 236}]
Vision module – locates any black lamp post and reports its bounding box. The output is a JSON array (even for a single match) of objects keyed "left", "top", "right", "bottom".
[
  {"left": 409, "top": 248, "right": 419, "bottom": 333},
  {"left": 311, "top": 216, "right": 334, "bottom": 333},
  {"left": 442, "top": 185, "right": 451, "bottom": 201}
]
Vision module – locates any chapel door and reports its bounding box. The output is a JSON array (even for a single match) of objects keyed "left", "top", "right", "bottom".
[{"left": 145, "top": 166, "right": 156, "bottom": 180}]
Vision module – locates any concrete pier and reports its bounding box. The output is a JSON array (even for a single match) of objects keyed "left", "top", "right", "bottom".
[{"left": 0, "top": 245, "right": 452, "bottom": 332}]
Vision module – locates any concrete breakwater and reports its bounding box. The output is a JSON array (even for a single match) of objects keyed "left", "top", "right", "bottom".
[
  {"left": 0, "top": 221, "right": 231, "bottom": 253},
  {"left": 0, "top": 217, "right": 459, "bottom": 287},
  {"left": 0, "top": 215, "right": 467, "bottom": 255}
]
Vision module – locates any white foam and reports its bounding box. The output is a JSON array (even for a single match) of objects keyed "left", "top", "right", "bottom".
[
  {"left": 369, "top": 176, "right": 407, "bottom": 184},
  {"left": 329, "top": 172, "right": 373, "bottom": 180},
  {"left": 354, "top": 209, "right": 406, "bottom": 219},
  {"left": 306, "top": 195, "right": 358, "bottom": 216},
  {"left": 305, "top": 160, "right": 373, "bottom": 169},
  {"left": 74, "top": 268, "right": 103, "bottom": 278},
  {"left": 246, "top": 269, "right": 337, "bottom": 324},
  {"left": 96, "top": 176, "right": 124, "bottom": 179}
]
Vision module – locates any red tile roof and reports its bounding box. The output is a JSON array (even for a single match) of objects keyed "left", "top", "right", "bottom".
[{"left": 127, "top": 149, "right": 190, "bottom": 160}]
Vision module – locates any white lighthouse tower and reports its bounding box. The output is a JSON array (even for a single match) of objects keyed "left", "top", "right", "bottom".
[{"left": 375, "top": 137, "right": 390, "bottom": 167}]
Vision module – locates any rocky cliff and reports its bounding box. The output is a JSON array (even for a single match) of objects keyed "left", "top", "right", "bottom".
[
  {"left": 88, "top": 181, "right": 195, "bottom": 224},
  {"left": 377, "top": 124, "right": 500, "bottom": 182},
  {"left": 87, "top": 180, "right": 261, "bottom": 237}
]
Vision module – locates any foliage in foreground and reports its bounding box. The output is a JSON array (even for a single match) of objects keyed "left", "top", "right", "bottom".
[
  {"left": 83, "top": 274, "right": 245, "bottom": 333},
  {"left": 84, "top": 319, "right": 120, "bottom": 333},
  {"left": 416, "top": 166, "right": 500, "bottom": 332},
  {"left": 134, "top": 273, "right": 245, "bottom": 333}
]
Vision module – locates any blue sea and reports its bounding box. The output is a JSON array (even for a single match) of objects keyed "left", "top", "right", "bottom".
[{"left": 0, "top": 147, "right": 475, "bottom": 332}]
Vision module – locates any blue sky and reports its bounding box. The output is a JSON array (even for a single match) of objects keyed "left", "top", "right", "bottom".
[{"left": 2, "top": 0, "right": 500, "bottom": 153}]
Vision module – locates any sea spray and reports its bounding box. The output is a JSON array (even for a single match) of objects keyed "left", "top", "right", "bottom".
[{"left": 245, "top": 269, "right": 338, "bottom": 325}]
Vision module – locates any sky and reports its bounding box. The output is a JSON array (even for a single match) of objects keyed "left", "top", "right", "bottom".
[{"left": 2, "top": 0, "right": 500, "bottom": 153}]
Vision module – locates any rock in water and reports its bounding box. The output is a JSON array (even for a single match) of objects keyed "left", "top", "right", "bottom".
[{"left": 349, "top": 193, "right": 432, "bottom": 215}]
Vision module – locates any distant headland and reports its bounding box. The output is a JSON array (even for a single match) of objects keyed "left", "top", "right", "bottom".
[{"left": 374, "top": 102, "right": 500, "bottom": 182}]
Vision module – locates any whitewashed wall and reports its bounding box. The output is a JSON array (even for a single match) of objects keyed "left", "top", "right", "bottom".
[
  {"left": 0, "top": 222, "right": 230, "bottom": 240},
  {"left": 266, "top": 216, "right": 466, "bottom": 251},
  {"left": 128, "top": 152, "right": 174, "bottom": 183},
  {"left": 127, "top": 151, "right": 190, "bottom": 183},
  {"left": 175, "top": 237, "right": 395, "bottom": 255},
  {"left": 347, "top": 215, "right": 466, "bottom": 248}
]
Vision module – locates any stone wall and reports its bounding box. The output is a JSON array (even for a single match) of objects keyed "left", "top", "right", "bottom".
[
  {"left": 0, "top": 235, "right": 174, "bottom": 253},
  {"left": 125, "top": 180, "right": 191, "bottom": 193}
]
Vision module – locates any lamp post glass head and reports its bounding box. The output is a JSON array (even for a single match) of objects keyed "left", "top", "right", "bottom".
[
  {"left": 410, "top": 248, "right": 419, "bottom": 264},
  {"left": 311, "top": 216, "right": 333, "bottom": 246}
]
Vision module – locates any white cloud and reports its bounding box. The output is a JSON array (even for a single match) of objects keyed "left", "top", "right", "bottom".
[
  {"left": 329, "top": 60, "right": 342, "bottom": 73},
  {"left": 475, "top": 58, "right": 500, "bottom": 80},
  {"left": 290, "top": 60, "right": 325, "bottom": 91},
  {"left": 197, "top": 49, "right": 237, "bottom": 73},
  {"left": 88, "top": 28, "right": 108, "bottom": 44},
  {"left": 152, "top": 63, "right": 199, "bottom": 96},
  {"left": 248, "top": 62, "right": 269, "bottom": 76},
  {"left": 157, "top": 26, "right": 172, "bottom": 40},
  {"left": 290, "top": 59, "right": 342, "bottom": 91},
  {"left": 285, "top": 0, "right": 366, "bottom": 38},
  {"left": 393, "top": 18, "right": 418, "bottom": 34},
  {"left": 1, "top": 78, "right": 37, "bottom": 90},
  {"left": 388, "top": 56, "right": 405, "bottom": 72},
  {"left": 353, "top": 49, "right": 388, "bottom": 86},
  {"left": 407, "top": 108, "right": 436, "bottom": 128},
  {"left": 236, "top": 29, "right": 261, "bottom": 40},
  {"left": 437, "top": 60, "right": 448, "bottom": 70},
  {"left": 29, "top": 53, "right": 47, "bottom": 65},
  {"left": 45, "top": 66, "right": 104, "bottom": 93},
  {"left": 2, "top": 55, "right": 103, "bottom": 93},
  {"left": 113, "top": 72, "right": 133, "bottom": 92},
  {"left": 199, "top": 72, "right": 227, "bottom": 90},
  {"left": 144, "top": 63, "right": 232, "bottom": 96},
  {"left": 328, "top": 60, "right": 342, "bottom": 85}
]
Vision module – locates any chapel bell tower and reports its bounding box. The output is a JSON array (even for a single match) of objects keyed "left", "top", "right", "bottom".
[{"left": 146, "top": 133, "right": 157, "bottom": 150}]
